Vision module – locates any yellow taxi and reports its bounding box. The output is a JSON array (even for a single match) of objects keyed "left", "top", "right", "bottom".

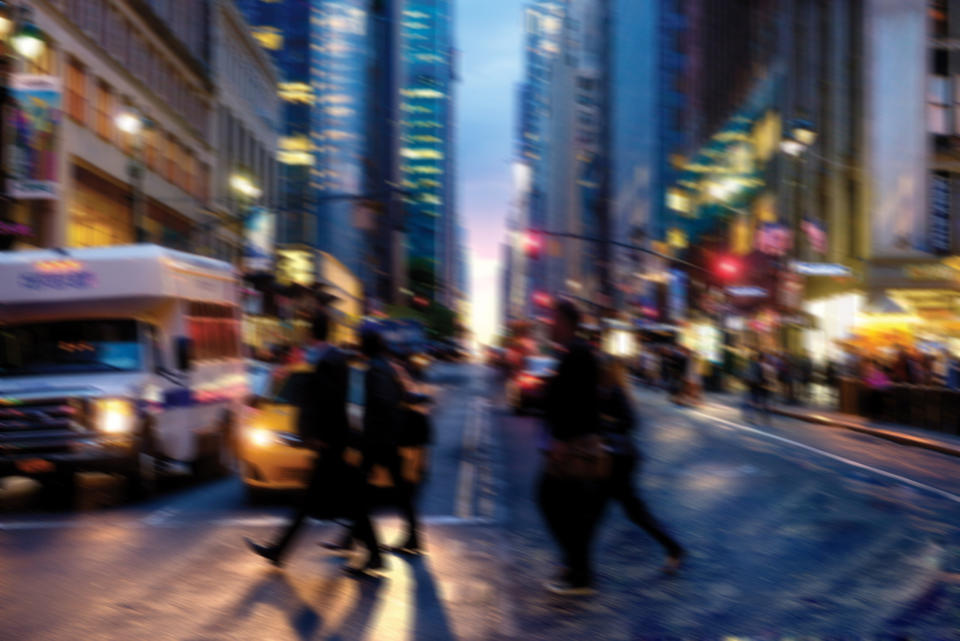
[{"left": 240, "top": 362, "right": 364, "bottom": 499}]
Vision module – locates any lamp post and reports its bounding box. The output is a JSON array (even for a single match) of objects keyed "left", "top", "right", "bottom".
[
  {"left": 115, "top": 106, "right": 152, "bottom": 243},
  {"left": 231, "top": 171, "right": 262, "bottom": 267},
  {"left": 0, "top": 1, "right": 46, "bottom": 250}
]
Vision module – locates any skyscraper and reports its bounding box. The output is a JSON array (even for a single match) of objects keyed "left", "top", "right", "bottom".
[
  {"left": 399, "top": 1, "right": 459, "bottom": 307},
  {"left": 509, "top": 0, "right": 564, "bottom": 320},
  {"left": 235, "top": 0, "right": 314, "bottom": 250},
  {"left": 311, "top": 1, "right": 369, "bottom": 279}
]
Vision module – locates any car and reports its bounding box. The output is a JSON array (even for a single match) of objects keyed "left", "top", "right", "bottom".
[
  {"left": 240, "top": 362, "right": 365, "bottom": 500},
  {"left": 505, "top": 355, "right": 557, "bottom": 414}
]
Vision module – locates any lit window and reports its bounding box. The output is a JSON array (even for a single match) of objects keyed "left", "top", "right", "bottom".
[
  {"left": 929, "top": 75, "right": 951, "bottom": 135},
  {"left": 401, "top": 148, "right": 444, "bottom": 160},
  {"left": 278, "top": 151, "right": 314, "bottom": 166},
  {"left": 252, "top": 27, "right": 283, "bottom": 50}
]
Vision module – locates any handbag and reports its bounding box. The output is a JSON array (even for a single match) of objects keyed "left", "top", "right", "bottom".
[{"left": 545, "top": 433, "right": 612, "bottom": 480}]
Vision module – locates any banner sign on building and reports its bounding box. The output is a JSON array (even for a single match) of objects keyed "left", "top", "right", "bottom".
[
  {"left": 6, "top": 75, "right": 61, "bottom": 199},
  {"left": 930, "top": 172, "right": 951, "bottom": 255},
  {"left": 276, "top": 248, "right": 315, "bottom": 286},
  {"left": 755, "top": 223, "right": 793, "bottom": 256},
  {"left": 667, "top": 269, "right": 687, "bottom": 324},
  {"left": 802, "top": 218, "right": 827, "bottom": 254},
  {"left": 243, "top": 207, "right": 275, "bottom": 273}
]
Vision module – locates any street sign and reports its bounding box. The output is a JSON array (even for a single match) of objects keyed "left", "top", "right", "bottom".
[
  {"left": 791, "top": 262, "right": 852, "bottom": 277},
  {"left": 727, "top": 286, "right": 768, "bottom": 298}
]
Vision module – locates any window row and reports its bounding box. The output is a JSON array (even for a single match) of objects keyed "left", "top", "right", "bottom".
[
  {"left": 50, "top": 0, "right": 209, "bottom": 139},
  {"left": 187, "top": 318, "right": 242, "bottom": 361},
  {"left": 66, "top": 58, "right": 210, "bottom": 203}
]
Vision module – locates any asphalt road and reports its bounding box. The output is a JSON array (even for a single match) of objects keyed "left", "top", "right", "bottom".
[{"left": 1, "top": 363, "right": 958, "bottom": 640}]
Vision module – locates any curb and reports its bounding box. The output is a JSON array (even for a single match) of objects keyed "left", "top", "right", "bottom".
[{"left": 770, "top": 407, "right": 960, "bottom": 459}]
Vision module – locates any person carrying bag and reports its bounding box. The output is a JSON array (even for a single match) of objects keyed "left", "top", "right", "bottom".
[
  {"left": 598, "top": 356, "right": 685, "bottom": 574},
  {"left": 538, "top": 300, "right": 610, "bottom": 596}
]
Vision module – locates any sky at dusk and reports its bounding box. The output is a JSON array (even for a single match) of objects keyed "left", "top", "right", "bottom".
[{"left": 456, "top": 0, "right": 524, "bottom": 345}]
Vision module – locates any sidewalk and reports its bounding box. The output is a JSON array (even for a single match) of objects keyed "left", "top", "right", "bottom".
[{"left": 706, "top": 389, "right": 960, "bottom": 458}]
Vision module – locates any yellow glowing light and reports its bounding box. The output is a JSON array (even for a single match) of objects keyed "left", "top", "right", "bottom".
[
  {"left": 35, "top": 259, "right": 83, "bottom": 273},
  {"left": 94, "top": 399, "right": 134, "bottom": 435},
  {"left": 248, "top": 428, "right": 274, "bottom": 448}
]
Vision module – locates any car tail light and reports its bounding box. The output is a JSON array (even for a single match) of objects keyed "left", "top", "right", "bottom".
[{"left": 518, "top": 374, "right": 540, "bottom": 389}]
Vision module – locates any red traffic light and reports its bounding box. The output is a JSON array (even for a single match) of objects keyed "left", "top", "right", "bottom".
[
  {"left": 522, "top": 232, "right": 543, "bottom": 258},
  {"left": 715, "top": 256, "right": 741, "bottom": 281},
  {"left": 532, "top": 291, "right": 552, "bottom": 308}
]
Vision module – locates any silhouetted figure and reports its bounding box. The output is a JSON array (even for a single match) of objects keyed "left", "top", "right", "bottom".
[
  {"left": 599, "top": 357, "right": 685, "bottom": 573},
  {"left": 246, "top": 312, "right": 382, "bottom": 574},
  {"left": 538, "top": 300, "right": 607, "bottom": 596}
]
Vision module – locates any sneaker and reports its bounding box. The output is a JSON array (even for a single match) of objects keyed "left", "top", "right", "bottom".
[
  {"left": 343, "top": 557, "right": 385, "bottom": 578},
  {"left": 319, "top": 541, "right": 355, "bottom": 557},
  {"left": 544, "top": 578, "right": 595, "bottom": 596},
  {"left": 244, "top": 537, "right": 282, "bottom": 567},
  {"left": 388, "top": 535, "right": 424, "bottom": 557},
  {"left": 661, "top": 548, "right": 686, "bottom": 575}
]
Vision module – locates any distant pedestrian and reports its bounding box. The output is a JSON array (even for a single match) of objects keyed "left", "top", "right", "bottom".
[
  {"left": 538, "top": 300, "right": 609, "bottom": 596},
  {"left": 598, "top": 357, "right": 685, "bottom": 573},
  {"left": 742, "top": 350, "right": 773, "bottom": 425},
  {"left": 683, "top": 349, "right": 703, "bottom": 406},
  {"left": 246, "top": 312, "right": 382, "bottom": 573}
]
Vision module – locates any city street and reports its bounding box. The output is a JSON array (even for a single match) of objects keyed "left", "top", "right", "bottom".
[{"left": 2, "top": 362, "right": 959, "bottom": 640}]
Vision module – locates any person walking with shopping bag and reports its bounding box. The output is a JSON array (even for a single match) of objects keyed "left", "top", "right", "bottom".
[
  {"left": 598, "top": 357, "right": 685, "bottom": 573},
  {"left": 538, "top": 300, "right": 610, "bottom": 596},
  {"left": 245, "top": 312, "right": 382, "bottom": 573}
]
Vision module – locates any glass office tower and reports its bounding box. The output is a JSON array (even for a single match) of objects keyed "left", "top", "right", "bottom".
[{"left": 399, "top": 0, "right": 457, "bottom": 304}]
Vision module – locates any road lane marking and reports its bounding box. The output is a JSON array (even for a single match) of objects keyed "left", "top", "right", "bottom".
[
  {"left": 688, "top": 409, "right": 960, "bottom": 505},
  {"left": 456, "top": 397, "right": 483, "bottom": 519},
  {"left": 142, "top": 507, "right": 178, "bottom": 525}
]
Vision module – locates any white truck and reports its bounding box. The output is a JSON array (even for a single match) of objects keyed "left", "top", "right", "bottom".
[{"left": 0, "top": 245, "right": 247, "bottom": 498}]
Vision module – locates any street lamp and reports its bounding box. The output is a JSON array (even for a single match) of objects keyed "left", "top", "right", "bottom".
[
  {"left": 114, "top": 106, "right": 152, "bottom": 243},
  {"left": 779, "top": 118, "right": 818, "bottom": 157},
  {"left": 230, "top": 173, "right": 263, "bottom": 200},
  {"left": 0, "top": 2, "right": 47, "bottom": 250}
]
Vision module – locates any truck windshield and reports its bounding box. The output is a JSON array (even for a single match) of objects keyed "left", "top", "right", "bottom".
[{"left": 0, "top": 320, "right": 144, "bottom": 377}]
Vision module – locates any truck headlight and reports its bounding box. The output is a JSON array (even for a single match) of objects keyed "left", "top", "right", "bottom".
[{"left": 93, "top": 398, "right": 135, "bottom": 434}]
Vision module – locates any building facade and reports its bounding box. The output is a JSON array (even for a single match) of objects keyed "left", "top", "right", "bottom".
[
  {"left": 507, "top": 0, "right": 564, "bottom": 322},
  {"left": 209, "top": 0, "right": 281, "bottom": 263},
  {"left": 23, "top": 0, "right": 215, "bottom": 254},
  {"left": 399, "top": 0, "right": 459, "bottom": 307}
]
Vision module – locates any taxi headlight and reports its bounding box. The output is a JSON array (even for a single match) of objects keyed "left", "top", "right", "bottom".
[
  {"left": 93, "top": 398, "right": 135, "bottom": 435},
  {"left": 247, "top": 428, "right": 302, "bottom": 448}
]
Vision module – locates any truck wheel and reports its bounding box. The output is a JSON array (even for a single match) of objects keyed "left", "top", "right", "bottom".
[
  {"left": 45, "top": 469, "right": 76, "bottom": 510},
  {"left": 195, "top": 414, "right": 236, "bottom": 480},
  {"left": 125, "top": 423, "right": 160, "bottom": 501}
]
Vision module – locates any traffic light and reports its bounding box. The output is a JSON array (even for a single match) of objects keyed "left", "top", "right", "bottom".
[
  {"left": 522, "top": 231, "right": 543, "bottom": 259},
  {"left": 714, "top": 255, "right": 742, "bottom": 282},
  {"left": 532, "top": 291, "right": 552, "bottom": 308}
]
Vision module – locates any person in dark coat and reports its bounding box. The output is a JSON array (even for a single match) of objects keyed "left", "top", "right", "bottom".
[
  {"left": 322, "top": 331, "right": 432, "bottom": 562},
  {"left": 246, "top": 312, "right": 382, "bottom": 574},
  {"left": 360, "top": 329, "right": 427, "bottom": 556},
  {"left": 598, "top": 356, "right": 685, "bottom": 573},
  {"left": 538, "top": 300, "right": 607, "bottom": 596}
]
